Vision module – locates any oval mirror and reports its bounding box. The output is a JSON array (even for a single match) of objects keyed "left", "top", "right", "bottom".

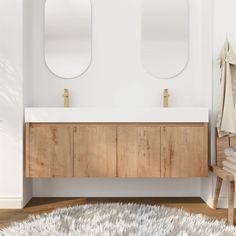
[
  {"left": 142, "top": 0, "right": 189, "bottom": 79},
  {"left": 45, "top": 0, "right": 92, "bottom": 79}
]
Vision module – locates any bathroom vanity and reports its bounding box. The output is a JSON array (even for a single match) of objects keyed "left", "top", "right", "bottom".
[{"left": 25, "top": 108, "right": 209, "bottom": 178}]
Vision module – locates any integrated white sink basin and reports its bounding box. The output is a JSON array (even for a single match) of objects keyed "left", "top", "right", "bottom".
[{"left": 25, "top": 107, "right": 209, "bottom": 123}]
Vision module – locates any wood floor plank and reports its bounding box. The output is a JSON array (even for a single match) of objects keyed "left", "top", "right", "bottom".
[{"left": 0, "top": 197, "right": 231, "bottom": 229}]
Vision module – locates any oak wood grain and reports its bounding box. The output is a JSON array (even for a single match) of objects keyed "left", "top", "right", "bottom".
[
  {"left": 161, "top": 125, "right": 208, "bottom": 177},
  {"left": 213, "top": 176, "right": 223, "bottom": 209},
  {"left": 26, "top": 123, "right": 208, "bottom": 178},
  {"left": 212, "top": 165, "right": 235, "bottom": 224},
  {"left": 74, "top": 126, "right": 117, "bottom": 177},
  {"left": 216, "top": 135, "right": 229, "bottom": 168},
  {"left": 228, "top": 181, "right": 235, "bottom": 225},
  {"left": 25, "top": 123, "right": 30, "bottom": 177},
  {"left": 29, "top": 124, "right": 73, "bottom": 177},
  {"left": 117, "top": 127, "right": 161, "bottom": 177}
]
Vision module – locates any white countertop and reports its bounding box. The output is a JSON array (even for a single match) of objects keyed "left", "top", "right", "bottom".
[{"left": 25, "top": 107, "right": 209, "bottom": 123}]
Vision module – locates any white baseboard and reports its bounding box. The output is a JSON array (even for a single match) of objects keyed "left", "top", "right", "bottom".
[
  {"left": 23, "top": 178, "right": 33, "bottom": 208},
  {"left": 202, "top": 198, "right": 213, "bottom": 208},
  {"left": 0, "top": 198, "right": 23, "bottom": 209},
  {"left": 200, "top": 193, "right": 212, "bottom": 208},
  {"left": 22, "top": 195, "right": 32, "bottom": 208}
]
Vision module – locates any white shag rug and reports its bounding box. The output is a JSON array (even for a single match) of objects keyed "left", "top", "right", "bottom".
[{"left": 1, "top": 203, "right": 236, "bottom": 236}]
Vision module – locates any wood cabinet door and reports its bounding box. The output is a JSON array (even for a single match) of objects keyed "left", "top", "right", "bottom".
[
  {"left": 28, "top": 124, "right": 73, "bottom": 177},
  {"left": 117, "top": 127, "right": 161, "bottom": 177},
  {"left": 74, "top": 126, "right": 117, "bottom": 177},
  {"left": 161, "top": 125, "right": 208, "bottom": 177}
]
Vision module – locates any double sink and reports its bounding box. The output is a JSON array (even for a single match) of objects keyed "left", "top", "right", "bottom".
[{"left": 25, "top": 107, "right": 209, "bottom": 123}]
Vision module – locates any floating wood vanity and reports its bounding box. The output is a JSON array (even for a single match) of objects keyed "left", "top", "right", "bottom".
[{"left": 25, "top": 122, "right": 208, "bottom": 178}]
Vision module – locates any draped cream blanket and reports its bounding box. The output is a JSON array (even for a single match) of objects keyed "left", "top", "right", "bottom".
[{"left": 216, "top": 40, "right": 236, "bottom": 137}]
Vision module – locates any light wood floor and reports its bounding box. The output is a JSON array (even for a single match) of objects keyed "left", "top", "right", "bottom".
[{"left": 0, "top": 197, "right": 233, "bottom": 229}]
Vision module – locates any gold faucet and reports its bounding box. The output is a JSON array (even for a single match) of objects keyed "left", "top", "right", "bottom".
[
  {"left": 163, "top": 89, "right": 170, "bottom": 108},
  {"left": 63, "top": 89, "right": 69, "bottom": 107}
]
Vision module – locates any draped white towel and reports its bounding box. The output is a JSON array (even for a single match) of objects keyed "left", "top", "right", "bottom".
[
  {"left": 232, "top": 152, "right": 236, "bottom": 158},
  {"left": 223, "top": 165, "right": 236, "bottom": 173},
  {"left": 223, "top": 161, "right": 236, "bottom": 180},
  {"left": 216, "top": 40, "right": 236, "bottom": 137},
  {"left": 222, "top": 160, "right": 236, "bottom": 171},
  {"left": 223, "top": 166, "right": 236, "bottom": 180},
  {"left": 227, "top": 156, "right": 236, "bottom": 164}
]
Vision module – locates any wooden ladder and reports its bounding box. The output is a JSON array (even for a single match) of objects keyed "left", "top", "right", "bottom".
[{"left": 212, "top": 165, "right": 235, "bottom": 225}]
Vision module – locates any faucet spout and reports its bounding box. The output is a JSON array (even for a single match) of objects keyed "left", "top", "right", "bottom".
[
  {"left": 163, "top": 89, "right": 170, "bottom": 108},
  {"left": 63, "top": 89, "right": 69, "bottom": 107}
]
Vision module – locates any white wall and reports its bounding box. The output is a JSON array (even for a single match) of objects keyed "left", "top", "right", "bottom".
[
  {"left": 0, "top": 0, "right": 26, "bottom": 208},
  {"left": 22, "top": 0, "right": 212, "bottom": 199},
  {"left": 0, "top": 0, "right": 216, "bottom": 208},
  {"left": 25, "top": 0, "right": 206, "bottom": 108},
  {"left": 1, "top": 0, "right": 234, "bottom": 208}
]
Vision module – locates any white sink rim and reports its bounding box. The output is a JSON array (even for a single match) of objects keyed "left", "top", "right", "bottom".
[{"left": 25, "top": 107, "right": 209, "bottom": 123}]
